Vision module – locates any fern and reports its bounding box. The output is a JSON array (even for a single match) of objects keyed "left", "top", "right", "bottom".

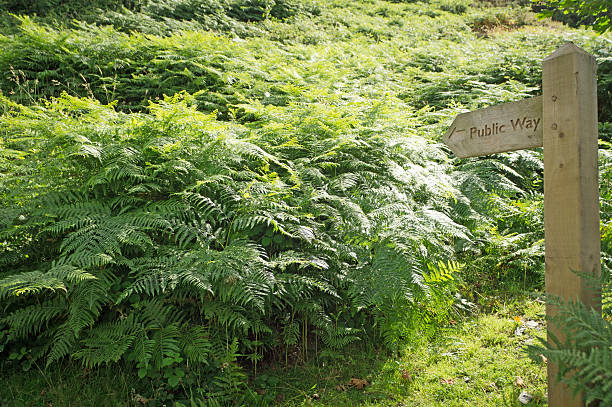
[
  {"left": 180, "top": 325, "right": 212, "bottom": 365},
  {"left": 531, "top": 297, "right": 612, "bottom": 406},
  {"left": 3, "top": 298, "right": 67, "bottom": 340},
  {"left": 0, "top": 270, "right": 66, "bottom": 299},
  {"left": 73, "top": 316, "right": 140, "bottom": 368},
  {"left": 0, "top": 85, "right": 531, "bottom": 396},
  {"left": 319, "top": 324, "right": 361, "bottom": 350}
]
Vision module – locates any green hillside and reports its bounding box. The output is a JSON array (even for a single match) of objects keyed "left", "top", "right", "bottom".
[{"left": 0, "top": 1, "right": 610, "bottom": 406}]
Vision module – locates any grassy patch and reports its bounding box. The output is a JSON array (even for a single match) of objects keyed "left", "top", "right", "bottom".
[
  {"left": 0, "top": 362, "right": 140, "bottom": 407},
  {"left": 266, "top": 299, "right": 547, "bottom": 406},
  {"left": 1, "top": 298, "right": 547, "bottom": 406}
]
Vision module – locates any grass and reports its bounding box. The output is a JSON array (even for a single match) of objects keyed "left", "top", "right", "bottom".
[
  {"left": 0, "top": 295, "right": 547, "bottom": 407},
  {"left": 0, "top": 362, "right": 139, "bottom": 407},
  {"left": 271, "top": 296, "right": 547, "bottom": 407}
]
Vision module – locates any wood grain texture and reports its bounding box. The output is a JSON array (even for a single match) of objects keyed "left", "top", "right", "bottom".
[
  {"left": 543, "top": 42, "right": 601, "bottom": 407},
  {"left": 443, "top": 96, "right": 542, "bottom": 158}
]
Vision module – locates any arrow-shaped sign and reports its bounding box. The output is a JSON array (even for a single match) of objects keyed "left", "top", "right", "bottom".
[{"left": 443, "top": 96, "right": 543, "bottom": 158}]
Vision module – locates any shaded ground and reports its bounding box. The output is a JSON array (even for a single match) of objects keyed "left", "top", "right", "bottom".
[{"left": 1, "top": 297, "right": 547, "bottom": 407}]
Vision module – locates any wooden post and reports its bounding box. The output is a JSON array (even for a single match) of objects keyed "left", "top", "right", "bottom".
[
  {"left": 444, "top": 43, "right": 602, "bottom": 405},
  {"left": 542, "top": 43, "right": 601, "bottom": 407}
]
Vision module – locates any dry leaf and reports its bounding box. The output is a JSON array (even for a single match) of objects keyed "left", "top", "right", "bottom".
[
  {"left": 348, "top": 378, "right": 368, "bottom": 389},
  {"left": 312, "top": 393, "right": 320, "bottom": 400},
  {"left": 401, "top": 369, "right": 412, "bottom": 381},
  {"left": 540, "top": 354, "right": 548, "bottom": 363},
  {"left": 514, "top": 376, "right": 526, "bottom": 388},
  {"left": 132, "top": 394, "right": 149, "bottom": 405},
  {"left": 335, "top": 384, "right": 347, "bottom": 392},
  {"left": 440, "top": 378, "right": 454, "bottom": 385}
]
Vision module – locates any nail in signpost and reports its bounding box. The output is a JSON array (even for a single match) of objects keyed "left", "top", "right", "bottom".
[{"left": 444, "top": 43, "right": 601, "bottom": 407}]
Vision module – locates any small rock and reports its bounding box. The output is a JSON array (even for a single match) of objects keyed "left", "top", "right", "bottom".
[
  {"left": 525, "top": 320, "right": 539, "bottom": 329},
  {"left": 518, "top": 391, "right": 533, "bottom": 404}
]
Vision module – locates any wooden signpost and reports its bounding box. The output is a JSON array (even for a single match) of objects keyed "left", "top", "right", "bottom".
[
  {"left": 444, "top": 43, "right": 601, "bottom": 407},
  {"left": 444, "top": 96, "right": 543, "bottom": 158}
]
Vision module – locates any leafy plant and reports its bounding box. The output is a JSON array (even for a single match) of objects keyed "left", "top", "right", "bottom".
[
  {"left": 0, "top": 91, "right": 468, "bottom": 401},
  {"left": 1, "top": 0, "right": 611, "bottom": 403},
  {"left": 532, "top": 0, "right": 612, "bottom": 33}
]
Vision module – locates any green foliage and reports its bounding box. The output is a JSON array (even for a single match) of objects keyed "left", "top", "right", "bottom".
[
  {"left": 0, "top": 92, "right": 465, "bottom": 401},
  {"left": 531, "top": 297, "right": 612, "bottom": 406},
  {"left": 1, "top": 5, "right": 610, "bottom": 121},
  {"left": 532, "top": 0, "right": 612, "bottom": 33},
  {"left": 0, "top": 0, "right": 320, "bottom": 36},
  {"left": 0, "top": 0, "right": 135, "bottom": 17},
  {"left": 601, "top": 146, "right": 612, "bottom": 290},
  {"left": 597, "top": 57, "right": 612, "bottom": 123},
  {"left": 1, "top": 0, "right": 611, "bottom": 403}
]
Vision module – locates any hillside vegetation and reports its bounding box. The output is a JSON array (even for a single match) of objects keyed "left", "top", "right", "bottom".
[{"left": 0, "top": 0, "right": 610, "bottom": 406}]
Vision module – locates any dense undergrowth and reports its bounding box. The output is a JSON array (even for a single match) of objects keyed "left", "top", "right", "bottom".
[{"left": 0, "top": 0, "right": 611, "bottom": 405}]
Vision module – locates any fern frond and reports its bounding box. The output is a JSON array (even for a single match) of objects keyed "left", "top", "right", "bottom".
[
  {"left": 180, "top": 325, "right": 212, "bottom": 365},
  {"left": 46, "top": 324, "right": 77, "bottom": 366},
  {"left": 73, "top": 316, "right": 139, "bottom": 368},
  {"left": 3, "top": 298, "right": 67, "bottom": 339},
  {"left": 0, "top": 270, "right": 66, "bottom": 299},
  {"left": 151, "top": 323, "right": 181, "bottom": 370},
  {"left": 66, "top": 277, "right": 110, "bottom": 334}
]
